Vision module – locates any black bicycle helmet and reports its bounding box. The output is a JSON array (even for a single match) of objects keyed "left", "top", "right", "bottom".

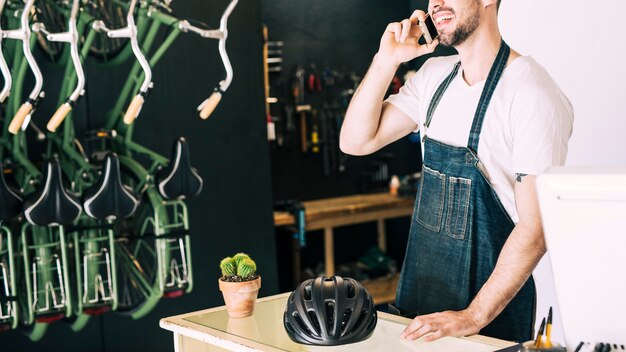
[{"left": 283, "top": 276, "right": 377, "bottom": 346}]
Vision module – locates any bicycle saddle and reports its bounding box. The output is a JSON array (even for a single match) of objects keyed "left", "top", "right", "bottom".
[
  {"left": 0, "top": 162, "right": 23, "bottom": 221},
  {"left": 156, "top": 137, "right": 203, "bottom": 200},
  {"left": 83, "top": 153, "right": 139, "bottom": 220},
  {"left": 24, "top": 158, "right": 82, "bottom": 226}
]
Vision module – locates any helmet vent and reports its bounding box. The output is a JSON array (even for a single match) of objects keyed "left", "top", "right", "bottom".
[
  {"left": 307, "top": 310, "right": 321, "bottom": 333},
  {"left": 355, "top": 309, "right": 368, "bottom": 330},
  {"left": 294, "top": 312, "right": 312, "bottom": 335},
  {"left": 303, "top": 285, "right": 312, "bottom": 301},
  {"left": 341, "top": 308, "right": 353, "bottom": 333},
  {"left": 285, "top": 320, "right": 296, "bottom": 334},
  {"left": 325, "top": 302, "right": 335, "bottom": 330},
  {"left": 346, "top": 282, "right": 356, "bottom": 299}
]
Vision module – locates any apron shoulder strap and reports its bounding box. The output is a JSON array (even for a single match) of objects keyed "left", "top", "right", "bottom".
[
  {"left": 467, "top": 41, "right": 510, "bottom": 152},
  {"left": 424, "top": 61, "right": 461, "bottom": 130}
]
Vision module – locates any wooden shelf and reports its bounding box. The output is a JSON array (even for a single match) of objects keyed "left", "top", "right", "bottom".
[
  {"left": 361, "top": 274, "right": 400, "bottom": 305},
  {"left": 273, "top": 193, "right": 415, "bottom": 229},
  {"left": 274, "top": 193, "right": 414, "bottom": 294}
]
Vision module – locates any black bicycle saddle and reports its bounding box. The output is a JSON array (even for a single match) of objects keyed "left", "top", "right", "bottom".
[
  {"left": 24, "top": 158, "right": 82, "bottom": 226},
  {"left": 0, "top": 162, "right": 23, "bottom": 221},
  {"left": 83, "top": 153, "right": 139, "bottom": 220},
  {"left": 156, "top": 137, "right": 203, "bottom": 200}
]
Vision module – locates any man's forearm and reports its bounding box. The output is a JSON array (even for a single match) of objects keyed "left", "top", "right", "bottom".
[
  {"left": 467, "top": 222, "right": 546, "bottom": 328},
  {"left": 339, "top": 55, "right": 398, "bottom": 153}
]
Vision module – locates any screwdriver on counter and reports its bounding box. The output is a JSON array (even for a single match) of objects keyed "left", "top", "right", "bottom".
[{"left": 535, "top": 317, "right": 546, "bottom": 348}]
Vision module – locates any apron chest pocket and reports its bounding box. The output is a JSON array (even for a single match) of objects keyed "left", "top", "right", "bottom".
[
  {"left": 445, "top": 176, "right": 472, "bottom": 240},
  {"left": 415, "top": 166, "right": 446, "bottom": 232}
]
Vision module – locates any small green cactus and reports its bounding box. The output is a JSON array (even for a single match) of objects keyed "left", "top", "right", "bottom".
[
  {"left": 220, "top": 253, "right": 258, "bottom": 281},
  {"left": 237, "top": 258, "right": 257, "bottom": 278},
  {"left": 232, "top": 253, "right": 250, "bottom": 267},
  {"left": 220, "top": 257, "right": 236, "bottom": 277}
]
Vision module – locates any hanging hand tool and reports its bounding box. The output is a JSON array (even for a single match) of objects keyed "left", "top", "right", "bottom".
[
  {"left": 322, "top": 67, "right": 336, "bottom": 88},
  {"left": 262, "top": 25, "right": 275, "bottom": 141},
  {"left": 292, "top": 65, "right": 309, "bottom": 152},
  {"left": 279, "top": 104, "right": 295, "bottom": 149},
  {"left": 310, "top": 109, "right": 320, "bottom": 153},
  {"left": 285, "top": 105, "right": 295, "bottom": 133},
  {"left": 307, "top": 63, "right": 322, "bottom": 92},
  {"left": 296, "top": 104, "right": 311, "bottom": 153},
  {"left": 320, "top": 108, "right": 331, "bottom": 176},
  {"left": 327, "top": 106, "right": 339, "bottom": 174},
  {"left": 292, "top": 65, "right": 305, "bottom": 104},
  {"left": 335, "top": 109, "right": 348, "bottom": 172}
]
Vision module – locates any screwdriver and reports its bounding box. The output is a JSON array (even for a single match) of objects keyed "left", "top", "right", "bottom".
[
  {"left": 535, "top": 317, "right": 546, "bottom": 348},
  {"left": 544, "top": 307, "right": 553, "bottom": 348}
]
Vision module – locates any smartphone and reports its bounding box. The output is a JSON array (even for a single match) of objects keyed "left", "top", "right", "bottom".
[{"left": 419, "top": 14, "right": 438, "bottom": 44}]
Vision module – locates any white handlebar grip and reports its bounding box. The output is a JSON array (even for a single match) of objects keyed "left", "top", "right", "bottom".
[
  {"left": 8, "top": 102, "right": 33, "bottom": 134},
  {"left": 198, "top": 91, "right": 222, "bottom": 120},
  {"left": 47, "top": 103, "right": 73, "bottom": 132},
  {"left": 123, "top": 95, "right": 144, "bottom": 125}
]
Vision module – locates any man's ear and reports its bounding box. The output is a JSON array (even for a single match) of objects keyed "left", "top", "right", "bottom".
[{"left": 482, "top": 0, "right": 498, "bottom": 10}]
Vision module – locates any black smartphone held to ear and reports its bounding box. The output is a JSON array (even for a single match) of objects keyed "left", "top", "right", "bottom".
[{"left": 419, "top": 14, "right": 438, "bottom": 44}]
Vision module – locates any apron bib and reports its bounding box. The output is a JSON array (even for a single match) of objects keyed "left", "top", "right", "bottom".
[{"left": 395, "top": 41, "right": 535, "bottom": 342}]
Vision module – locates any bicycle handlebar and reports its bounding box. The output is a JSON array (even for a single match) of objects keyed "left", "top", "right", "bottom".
[
  {"left": 34, "top": 0, "right": 85, "bottom": 132},
  {"left": 93, "top": 0, "right": 151, "bottom": 125},
  {"left": 0, "top": 0, "right": 12, "bottom": 103},
  {"left": 8, "top": 102, "right": 33, "bottom": 134},
  {"left": 197, "top": 91, "right": 222, "bottom": 120},
  {"left": 4, "top": 0, "right": 44, "bottom": 134},
  {"left": 123, "top": 94, "right": 144, "bottom": 125},
  {"left": 47, "top": 102, "right": 72, "bottom": 132},
  {"left": 179, "top": 0, "right": 238, "bottom": 119}
]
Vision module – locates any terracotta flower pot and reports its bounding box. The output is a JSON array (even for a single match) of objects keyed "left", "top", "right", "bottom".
[{"left": 218, "top": 276, "right": 261, "bottom": 318}]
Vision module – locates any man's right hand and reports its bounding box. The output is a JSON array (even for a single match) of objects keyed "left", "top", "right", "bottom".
[
  {"left": 339, "top": 10, "right": 433, "bottom": 156},
  {"left": 378, "top": 10, "right": 439, "bottom": 66}
]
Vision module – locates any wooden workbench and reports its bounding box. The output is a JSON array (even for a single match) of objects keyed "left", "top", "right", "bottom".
[{"left": 274, "top": 193, "right": 415, "bottom": 304}]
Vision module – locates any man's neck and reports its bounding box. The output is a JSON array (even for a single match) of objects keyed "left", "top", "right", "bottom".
[{"left": 455, "top": 22, "right": 503, "bottom": 86}]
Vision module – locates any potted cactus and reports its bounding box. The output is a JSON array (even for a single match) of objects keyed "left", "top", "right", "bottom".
[{"left": 218, "top": 253, "right": 261, "bottom": 318}]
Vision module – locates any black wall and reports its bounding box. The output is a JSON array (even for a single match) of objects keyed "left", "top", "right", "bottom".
[
  {"left": 262, "top": 0, "right": 422, "bottom": 202},
  {"left": 2, "top": 0, "right": 279, "bottom": 351}
]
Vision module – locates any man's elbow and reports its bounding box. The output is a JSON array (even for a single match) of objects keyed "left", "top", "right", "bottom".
[
  {"left": 520, "top": 219, "right": 547, "bottom": 256},
  {"left": 339, "top": 138, "right": 372, "bottom": 156}
]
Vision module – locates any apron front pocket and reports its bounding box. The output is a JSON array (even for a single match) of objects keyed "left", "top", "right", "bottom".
[
  {"left": 415, "top": 166, "right": 446, "bottom": 232},
  {"left": 445, "top": 176, "right": 472, "bottom": 240}
]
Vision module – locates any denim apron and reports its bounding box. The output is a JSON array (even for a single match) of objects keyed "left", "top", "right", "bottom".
[{"left": 395, "top": 41, "right": 535, "bottom": 342}]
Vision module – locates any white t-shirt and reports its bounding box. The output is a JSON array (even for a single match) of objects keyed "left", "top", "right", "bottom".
[{"left": 386, "top": 55, "right": 574, "bottom": 222}]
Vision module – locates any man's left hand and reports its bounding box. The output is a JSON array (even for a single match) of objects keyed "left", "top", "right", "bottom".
[{"left": 400, "top": 310, "right": 482, "bottom": 342}]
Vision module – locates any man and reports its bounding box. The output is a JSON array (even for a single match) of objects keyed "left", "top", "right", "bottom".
[{"left": 339, "top": 0, "right": 573, "bottom": 343}]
